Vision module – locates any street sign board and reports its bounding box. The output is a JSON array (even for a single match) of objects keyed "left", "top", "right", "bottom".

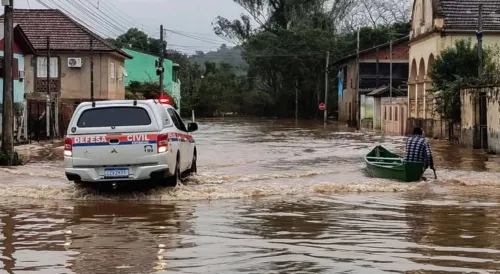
[{"left": 319, "top": 103, "right": 325, "bottom": 111}]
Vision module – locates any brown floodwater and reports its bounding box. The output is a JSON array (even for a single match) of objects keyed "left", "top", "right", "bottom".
[{"left": 1, "top": 117, "right": 500, "bottom": 273}]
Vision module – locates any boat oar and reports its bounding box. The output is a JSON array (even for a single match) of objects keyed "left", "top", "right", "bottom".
[{"left": 432, "top": 168, "right": 437, "bottom": 180}]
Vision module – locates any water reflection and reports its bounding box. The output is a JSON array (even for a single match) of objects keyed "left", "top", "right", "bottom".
[
  {"left": 67, "top": 202, "right": 195, "bottom": 273},
  {"left": 2, "top": 195, "right": 500, "bottom": 273},
  {"left": 404, "top": 192, "right": 500, "bottom": 272}
]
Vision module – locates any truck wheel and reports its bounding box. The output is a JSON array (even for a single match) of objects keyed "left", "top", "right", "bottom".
[
  {"left": 166, "top": 156, "right": 181, "bottom": 187},
  {"left": 74, "top": 180, "right": 89, "bottom": 188},
  {"left": 188, "top": 152, "right": 197, "bottom": 175}
]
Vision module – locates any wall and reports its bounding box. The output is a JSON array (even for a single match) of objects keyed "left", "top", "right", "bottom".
[
  {"left": 338, "top": 59, "right": 357, "bottom": 123},
  {"left": 487, "top": 89, "right": 500, "bottom": 153},
  {"left": 107, "top": 53, "right": 127, "bottom": 100},
  {"left": 409, "top": 33, "right": 500, "bottom": 120},
  {"left": 460, "top": 88, "right": 475, "bottom": 147},
  {"left": 359, "top": 42, "right": 409, "bottom": 61},
  {"left": 122, "top": 48, "right": 173, "bottom": 89},
  {"left": 337, "top": 42, "right": 409, "bottom": 125},
  {"left": 381, "top": 97, "right": 407, "bottom": 135},
  {"left": 0, "top": 52, "right": 24, "bottom": 104},
  {"left": 24, "top": 52, "right": 126, "bottom": 100},
  {"left": 360, "top": 95, "right": 374, "bottom": 129}
]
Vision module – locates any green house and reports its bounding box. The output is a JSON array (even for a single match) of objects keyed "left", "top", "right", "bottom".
[{"left": 122, "top": 48, "right": 181, "bottom": 110}]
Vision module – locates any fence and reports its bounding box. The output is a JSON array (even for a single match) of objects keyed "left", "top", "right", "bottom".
[{"left": 26, "top": 98, "right": 78, "bottom": 141}]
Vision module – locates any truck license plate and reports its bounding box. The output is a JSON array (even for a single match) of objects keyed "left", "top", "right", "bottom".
[{"left": 104, "top": 168, "right": 129, "bottom": 178}]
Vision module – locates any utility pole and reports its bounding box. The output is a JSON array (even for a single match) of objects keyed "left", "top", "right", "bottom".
[
  {"left": 295, "top": 78, "right": 298, "bottom": 121},
  {"left": 477, "top": 4, "right": 483, "bottom": 77},
  {"left": 46, "top": 36, "right": 51, "bottom": 138},
  {"left": 375, "top": 47, "right": 379, "bottom": 88},
  {"left": 356, "top": 27, "right": 360, "bottom": 129},
  {"left": 389, "top": 39, "right": 393, "bottom": 101},
  {"left": 324, "top": 51, "right": 330, "bottom": 124},
  {"left": 158, "top": 25, "right": 165, "bottom": 95},
  {"left": 90, "top": 35, "right": 94, "bottom": 101},
  {"left": 1, "top": 0, "right": 14, "bottom": 163}
]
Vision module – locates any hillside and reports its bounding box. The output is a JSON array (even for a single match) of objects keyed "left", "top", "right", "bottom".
[{"left": 188, "top": 44, "right": 247, "bottom": 75}]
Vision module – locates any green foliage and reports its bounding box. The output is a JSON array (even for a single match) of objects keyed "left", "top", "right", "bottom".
[
  {"left": 429, "top": 39, "right": 500, "bottom": 122},
  {"left": 0, "top": 150, "right": 22, "bottom": 166},
  {"left": 107, "top": 28, "right": 162, "bottom": 56},
  {"left": 212, "top": 0, "right": 411, "bottom": 118},
  {"left": 125, "top": 81, "right": 178, "bottom": 109},
  {"left": 189, "top": 44, "right": 247, "bottom": 75}
]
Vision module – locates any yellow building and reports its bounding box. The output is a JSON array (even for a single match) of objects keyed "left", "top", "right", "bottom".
[{"left": 408, "top": 0, "right": 500, "bottom": 138}]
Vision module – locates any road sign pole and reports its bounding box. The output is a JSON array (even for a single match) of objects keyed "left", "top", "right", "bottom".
[{"left": 324, "top": 51, "right": 330, "bottom": 124}]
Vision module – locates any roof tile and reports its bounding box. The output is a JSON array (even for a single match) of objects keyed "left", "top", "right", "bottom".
[
  {"left": 440, "top": 0, "right": 500, "bottom": 31},
  {"left": 4, "top": 9, "right": 130, "bottom": 58}
]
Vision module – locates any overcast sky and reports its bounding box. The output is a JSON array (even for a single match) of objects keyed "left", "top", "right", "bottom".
[{"left": 15, "top": 0, "right": 249, "bottom": 54}]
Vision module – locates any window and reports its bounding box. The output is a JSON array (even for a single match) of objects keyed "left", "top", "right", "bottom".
[
  {"left": 110, "top": 61, "right": 116, "bottom": 80},
  {"left": 389, "top": 107, "right": 392, "bottom": 121},
  {"left": 167, "top": 108, "right": 187, "bottom": 132},
  {"left": 77, "top": 107, "right": 151, "bottom": 128},
  {"left": 36, "top": 57, "right": 58, "bottom": 78},
  {"left": 384, "top": 107, "right": 387, "bottom": 120},
  {"left": 395, "top": 107, "right": 398, "bottom": 121}
]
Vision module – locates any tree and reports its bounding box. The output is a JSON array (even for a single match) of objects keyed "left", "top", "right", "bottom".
[
  {"left": 342, "top": 0, "right": 412, "bottom": 30},
  {"left": 106, "top": 28, "right": 162, "bottom": 56},
  {"left": 429, "top": 39, "right": 500, "bottom": 122}
]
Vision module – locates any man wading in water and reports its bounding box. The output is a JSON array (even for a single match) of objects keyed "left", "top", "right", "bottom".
[{"left": 404, "top": 127, "right": 435, "bottom": 179}]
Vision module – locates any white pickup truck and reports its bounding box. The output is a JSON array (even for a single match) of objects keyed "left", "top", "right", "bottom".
[{"left": 63, "top": 99, "right": 198, "bottom": 187}]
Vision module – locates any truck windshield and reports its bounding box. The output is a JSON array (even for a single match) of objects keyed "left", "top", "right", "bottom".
[{"left": 76, "top": 106, "right": 152, "bottom": 128}]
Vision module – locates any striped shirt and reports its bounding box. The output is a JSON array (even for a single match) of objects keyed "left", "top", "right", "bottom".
[{"left": 404, "top": 134, "right": 434, "bottom": 167}]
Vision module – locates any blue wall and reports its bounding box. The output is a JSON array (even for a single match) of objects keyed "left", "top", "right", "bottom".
[{"left": 0, "top": 52, "right": 25, "bottom": 104}]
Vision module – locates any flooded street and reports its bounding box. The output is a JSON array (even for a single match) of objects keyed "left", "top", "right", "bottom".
[{"left": 2, "top": 118, "right": 500, "bottom": 273}]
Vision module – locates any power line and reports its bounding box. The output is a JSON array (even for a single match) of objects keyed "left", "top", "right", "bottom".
[{"left": 37, "top": 0, "right": 118, "bottom": 38}]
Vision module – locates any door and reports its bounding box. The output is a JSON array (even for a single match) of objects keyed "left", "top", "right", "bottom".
[{"left": 167, "top": 108, "right": 190, "bottom": 171}]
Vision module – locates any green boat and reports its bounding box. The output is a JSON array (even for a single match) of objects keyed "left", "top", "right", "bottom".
[{"left": 364, "top": 145, "right": 425, "bottom": 182}]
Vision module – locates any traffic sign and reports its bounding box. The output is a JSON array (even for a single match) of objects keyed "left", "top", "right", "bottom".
[{"left": 319, "top": 103, "right": 325, "bottom": 111}]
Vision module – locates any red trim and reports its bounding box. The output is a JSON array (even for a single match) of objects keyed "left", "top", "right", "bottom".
[{"left": 0, "top": 38, "right": 25, "bottom": 54}]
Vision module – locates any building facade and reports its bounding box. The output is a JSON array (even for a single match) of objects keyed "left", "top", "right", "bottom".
[
  {"left": 123, "top": 48, "right": 181, "bottom": 110},
  {"left": 408, "top": 0, "right": 500, "bottom": 138},
  {"left": 336, "top": 38, "right": 409, "bottom": 132},
  {"left": 0, "top": 23, "right": 35, "bottom": 104},
  {"left": 7, "top": 9, "right": 132, "bottom": 102}
]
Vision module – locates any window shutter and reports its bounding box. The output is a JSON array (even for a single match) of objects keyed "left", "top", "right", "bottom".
[
  {"left": 12, "top": 58, "right": 18, "bottom": 79},
  {"left": 50, "top": 57, "right": 58, "bottom": 77},
  {"left": 37, "top": 57, "right": 46, "bottom": 78}
]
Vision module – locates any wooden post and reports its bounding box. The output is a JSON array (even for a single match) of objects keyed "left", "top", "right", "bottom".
[
  {"left": 54, "top": 95, "right": 59, "bottom": 137},
  {"left": 389, "top": 40, "right": 393, "bottom": 102},
  {"left": 478, "top": 4, "right": 483, "bottom": 77},
  {"left": 324, "top": 51, "right": 330, "bottom": 124},
  {"left": 90, "top": 35, "right": 94, "bottom": 101},
  {"left": 1, "top": 0, "right": 15, "bottom": 164},
  {"left": 159, "top": 25, "right": 165, "bottom": 95},
  {"left": 356, "top": 28, "right": 361, "bottom": 129},
  {"left": 46, "top": 36, "right": 51, "bottom": 138},
  {"left": 295, "top": 78, "right": 298, "bottom": 121}
]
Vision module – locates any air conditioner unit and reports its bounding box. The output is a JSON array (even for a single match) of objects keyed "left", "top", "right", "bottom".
[
  {"left": 19, "top": 70, "right": 25, "bottom": 79},
  {"left": 68, "top": 57, "right": 82, "bottom": 68}
]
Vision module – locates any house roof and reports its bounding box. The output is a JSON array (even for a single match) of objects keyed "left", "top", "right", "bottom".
[
  {"left": 415, "top": 0, "right": 500, "bottom": 31},
  {"left": 1, "top": 9, "right": 132, "bottom": 58},
  {"left": 367, "top": 85, "right": 407, "bottom": 97},
  {"left": 333, "top": 35, "right": 410, "bottom": 65},
  {"left": 440, "top": 0, "right": 500, "bottom": 31},
  {"left": 0, "top": 23, "right": 36, "bottom": 54}
]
